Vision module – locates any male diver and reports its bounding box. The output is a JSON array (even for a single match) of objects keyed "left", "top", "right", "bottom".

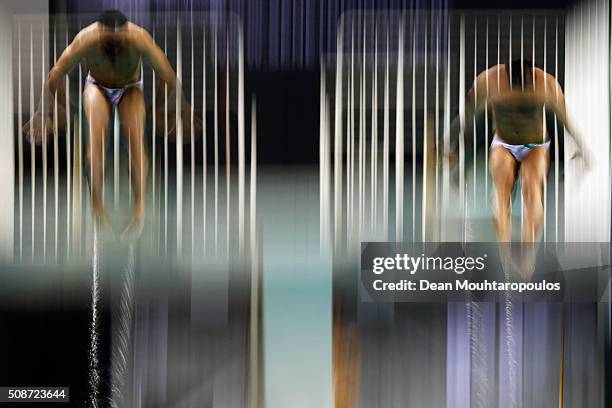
[
  {"left": 450, "top": 60, "right": 590, "bottom": 245},
  {"left": 25, "top": 10, "right": 194, "bottom": 240}
]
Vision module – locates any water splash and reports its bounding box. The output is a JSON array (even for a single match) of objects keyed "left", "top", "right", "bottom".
[
  {"left": 110, "top": 244, "right": 136, "bottom": 408},
  {"left": 88, "top": 225, "right": 101, "bottom": 408},
  {"left": 503, "top": 268, "right": 518, "bottom": 408},
  {"left": 469, "top": 300, "right": 492, "bottom": 408}
]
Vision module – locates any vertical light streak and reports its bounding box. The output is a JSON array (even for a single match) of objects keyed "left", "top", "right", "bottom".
[
  {"left": 346, "top": 64, "right": 351, "bottom": 246},
  {"left": 191, "top": 14, "right": 195, "bottom": 257},
  {"left": 42, "top": 25, "right": 47, "bottom": 260},
  {"left": 176, "top": 18, "right": 183, "bottom": 255},
  {"left": 473, "top": 18, "right": 477, "bottom": 206},
  {"left": 114, "top": 108, "right": 120, "bottom": 209},
  {"left": 139, "top": 26, "right": 144, "bottom": 246},
  {"left": 138, "top": 62, "right": 143, "bottom": 248},
  {"left": 509, "top": 16, "right": 513, "bottom": 90},
  {"left": 485, "top": 17, "right": 489, "bottom": 201},
  {"left": 359, "top": 20, "right": 365, "bottom": 235},
  {"left": 554, "top": 17, "right": 559, "bottom": 241},
  {"left": 320, "top": 65, "right": 326, "bottom": 251},
  {"left": 203, "top": 24, "right": 207, "bottom": 252},
  {"left": 396, "top": 17, "right": 404, "bottom": 242},
  {"left": 320, "top": 64, "right": 331, "bottom": 252},
  {"left": 563, "top": 6, "right": 572, "bottom": 240},
  {"left": 371, "top": 22, "right": 378, "bottom": 232},
  {"left": 520, "top": 16, "right": 525, "bottom": 240},
  {"left": 346, "top": 21, "right": 355, "bottom": 247},
  {"left": 459, "top": 16, "right": 466, "bottom": 237},
  {"left": 225, "top": 36, "right": 230, "bottom": 255},
  {"left": 17, "top": 24, "right": 23, "bottom": 259},
  {"left": 606, "top": 0, "right": 611, "bottom": 241},
  {"left": 78, "top": 64, "right": 83, "bottom": 255},
  {"left": 151, "top": 26, "right": 156, "bottom": 245},
  {"left": 565, "top": 10, "right": 573, "bottom": 245},
  {"left": 214, "top": 31, "right": 219, "bottom": 253},
  {"left": 542, "top": 17, "right": 548, "bottom": 242},
  {"left": 347, "top": 22, "right": 354, "bottom": 245},
  {"left": 250, "top": 97, "right": 257, "bottom": 253},
  {"left": 128, "top": 129, "right": 131, "bottom": 206},
  {"left": 422, "top": 19, "right": 429, "bottom": 241},
  {"left": 435, "top": 13, "right": 440, "bottom": 226},
  {"left": 324, "top": 95, "right": 331, "bottom": 247},
  {"left": 65, "top": 28, "right": 71, "bottom": 257},
  {"left": 72, "top": 114, "right": 81, "bottom": 255},
  {"left": 333, "top": 20, "right": 343, "bottom": 249},
  {"left": 102, "top": 126, "right": 106, "bottom": 208},
  {"left": 411, "top": 16, "right": 416, "bottom": 242},
  {"left": 88, "top": 102, "right": 94, "bottom": 255},
  {"left": 508, "top": 16, "right": 522, "bottom": 241},
  {"left": 383, "top": 27, "right": 390, "bottom": 239},
  {"left": 238, "top": 25, "right": 246, "bottom": 256},
  {"left": 363, "top": 19, "right": 368, "bottom": 232},
  {"left": 164, "top": 24, "right": 168, "bottom": 255},
  {"left": 442, "top": 20, "right": 451, "bottom": 240},
  {"left": 249, "top": 97, "right": 258, "bottom": 406},
  {"left": 53, "top": 25, "right": 59, "bottom": 259},
  {"left": 532, "top": 17, "right": 536, "bottom": 87}
]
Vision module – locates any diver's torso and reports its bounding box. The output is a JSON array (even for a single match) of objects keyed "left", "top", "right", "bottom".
[
  {"left": 487, "top": 66, "right": 549, "bottom": 145},
  {"left": 490, "top": 93, "right": 547, "bottom": 145},
  {"left": 83, "top": 28, "right": 142, "bottom": 88}
]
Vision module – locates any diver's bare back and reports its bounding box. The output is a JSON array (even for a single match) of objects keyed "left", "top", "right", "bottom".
[
  {"left": 80, "top": 22, "right": 146, "bottom": 88},
  {"left": 484, "top": 64, "right": 554, "bottom": 145}
]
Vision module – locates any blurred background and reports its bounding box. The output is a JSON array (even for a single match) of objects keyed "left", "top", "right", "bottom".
[{"left": 0, "top": 0, "right": 610, "bottom": 407}]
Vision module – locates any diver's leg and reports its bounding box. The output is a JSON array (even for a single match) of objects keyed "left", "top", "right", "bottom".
[
  {"left": 83, "top": 83, "right": 112, "bottom": 232},
  {"left": 117, "top": 87, "right": 148, "bottom": 240},
  {"left": 489, "top": 147, "right": 518, "bottom": 242},
  {"left": 520, "top": 147, "right": 549, "bottom": 243}
]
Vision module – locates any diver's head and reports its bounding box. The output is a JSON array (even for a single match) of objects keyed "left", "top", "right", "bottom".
[
  {"left": 506, "top": 59, "right": 534, "bottom": 90},
  {"left": 97, "top": 10, "right": 129, "bottom": 57},
  {"left": 98, "top": 9, "right": 128, "bottom": 31}
]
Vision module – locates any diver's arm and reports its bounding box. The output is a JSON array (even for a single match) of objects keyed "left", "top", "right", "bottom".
[
  {"left": 447, "top": 73, "right": 488, "bottom": 162},
  {"left": 138, "top": 27, "right": 178, "bottom": 89},
  {"left": 25, "top": 28, "right": 91, "bottom": 143},
  {"left": 47, "top": 30, "right": 90, "bottom": 93},
  {"left": 546, "top": 77, "right": 591, "bottom": 167},
  {"left": 43, "top": 29, "right": 91, "bottom": 112},
  {"left": 137, "top": 26, "right": 202, "bottom": 140}
]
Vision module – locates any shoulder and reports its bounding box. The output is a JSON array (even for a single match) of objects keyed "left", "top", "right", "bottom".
[
  {"left": 125, "top": 23, "right": 156, "bottom": 51},
  {"left": 489, "top": 64, "right": 505, "bottom": 78},
  {"left": 126, "top": 23, "right": 153, "bottom": 42},
  {"left": 73, "top": 23, "right": 99, "bottom": 45},
  {"left": 535, "top": 68, "right": 562, "bottom": 91},
  {"left": 532, "top": 67, "right": 553, "bottom": 81},
  {"left": 474, "top": 65, "right": 502, "bottom": 87}
]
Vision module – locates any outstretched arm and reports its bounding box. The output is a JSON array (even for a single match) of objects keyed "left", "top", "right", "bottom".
[
  {"left": 137, "top": 27, "right": 202, "bottom": 141},
  {"left": 545, "top": 75, "right": 591, "bottom": 167},
  {"left": 48, "top": 30, "right": 90, "bottom": 93},
  {"left": 25, "top": 29, "right": 91, "bottom": 143},
  {"left": 446, "top": 71, "right": 488, "bottom": 166},
  {"left": 138, "top": 28, "right": 177, "bottom": 89}
]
